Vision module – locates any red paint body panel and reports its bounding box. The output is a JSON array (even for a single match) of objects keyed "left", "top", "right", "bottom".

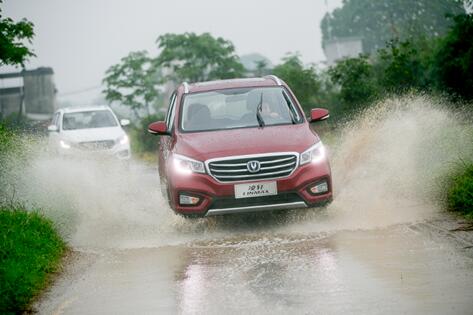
[{"left": 174, "top": 124, "right": 319, "bottom": 161}]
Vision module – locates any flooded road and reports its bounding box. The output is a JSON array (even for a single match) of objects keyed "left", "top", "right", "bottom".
[
  {"left": 3, "top": 96, "right": 472, "bottom": 314},
  {"left": 36, "top": 220, "right": 473, "bottom": 314}
]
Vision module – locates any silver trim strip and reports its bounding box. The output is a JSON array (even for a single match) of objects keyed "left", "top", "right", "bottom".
[
  {"left": 261, "top": 156, "right": 295, "bottom": 165},
  {"left": 183, "top": 82, "right": 189, "bottom": 93},
  {"left": 210, "top": 162, "right": 247, "bottom": 167},
  {"left": 210, "top": 167, "right": 248, "bottom": 173},
  {"left": 205, "top": 152, "right": 300, "bottom": 183},
  {"left": 265, "top": 75, "right": 282, "bottom": 86},
  {"left": 261, "top": 161, "right": 296, "bottom": 170},
  {"left": 205, "top": 201, "right": 307, "bottom": 216}
]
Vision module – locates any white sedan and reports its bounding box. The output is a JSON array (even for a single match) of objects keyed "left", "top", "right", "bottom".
[{"left": 47, "top": 106, "right": 131, "bottom": 160}]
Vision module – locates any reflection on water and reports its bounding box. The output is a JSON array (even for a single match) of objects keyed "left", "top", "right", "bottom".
[
  {"left": 172, "top": 227, "right": 473, "bottom": 314},
  {"left": 35, "top": 224, "right": 473, "bottom": 314}
]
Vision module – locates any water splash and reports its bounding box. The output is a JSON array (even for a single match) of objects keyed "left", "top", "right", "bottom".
[{"left": 2, "top": 95, "right": 472, "bottom": 249}]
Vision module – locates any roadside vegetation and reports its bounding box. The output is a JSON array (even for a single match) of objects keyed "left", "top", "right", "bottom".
[
  {"left": 446, "top": 163, "right": 473, "bottom": 219},
  {"left": 1, "top": 123, "right": 66, "bottom": 314},
  {"left": 0, "top": 204, "right": 66, "bottom": 313},
  {"left": 1, "top": 7, "right": 67, "bottom": 312}
]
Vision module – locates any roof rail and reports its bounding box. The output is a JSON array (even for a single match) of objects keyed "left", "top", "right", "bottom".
[
  {"left": 183, "top": 82, "right": 189, "bottom": 93},
  {"left": 265, "top": 75, "right": 282, "bottom": 86}
]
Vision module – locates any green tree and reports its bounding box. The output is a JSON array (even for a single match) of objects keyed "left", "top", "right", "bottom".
[
  {"left": 328, "top": 55, "right": 377, "bottom": 112},
  {"left": 0, "top": 0, "right": 35, "bottom": 66},
  {"left": 103, "top": 51, "right": 161, "bottom": 119},
  {"left": 432, "top": 14, "right": 473, "bottom": 101},
  {"left": 272, "top": 54, "right": 321, "bottom": 113},
  {"left": 156, "top": 32, "right": 244, "bottom": 83},
  {"left": 375, "top": 38, "right": 433, "bottom": 92},
  {"left": 321, "top": 0, "right": 465, "bottom": 54}
]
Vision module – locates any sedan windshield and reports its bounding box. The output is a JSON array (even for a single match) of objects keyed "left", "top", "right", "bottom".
[
  {"left": 181, "top": 87, "right": 303, "bottom": 132},
  {"left": 62, "top": 110, "right": 118, "bottom": 130}
]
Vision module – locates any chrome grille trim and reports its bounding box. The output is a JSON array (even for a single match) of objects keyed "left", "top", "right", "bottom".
[
  {"left": 205, "top": 152, "right": 299, "bottom": 183},
  {"left": 260, "top": 157, "right": 294, "bottom": 164},
  {"left": 209, "top": 167, "right": 248, "bottom": 173},
  {"left": 261, "top": 161, "right": 296, "bottom": 170},
  {"left": 212, "top": 169, "right": 294, "bottom": 179},
  {"left": 209, "top": 161, "right": 296, "bottom": 173}
]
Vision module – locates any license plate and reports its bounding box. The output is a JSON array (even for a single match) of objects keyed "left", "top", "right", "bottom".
[{"left": 234, "top": 181, "right": 277, "bottom": 199}]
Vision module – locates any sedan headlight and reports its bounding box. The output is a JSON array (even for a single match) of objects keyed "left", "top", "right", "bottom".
[
  {"left": 60, "top": 140, "right": 71, "bottom": 149},
  {"left": 117, "top": 134, "right": 129, "bottom": 145},
  {"left": 173, "top": 154, "right": 206, "bottom": 175},
  {"left": 300, "top": 141, "right": 325, "bottom": 165}
]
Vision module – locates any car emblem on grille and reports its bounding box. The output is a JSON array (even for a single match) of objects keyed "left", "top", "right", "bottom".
[{"left": 247, "top": 160, "right": 261, "bottom": 173}]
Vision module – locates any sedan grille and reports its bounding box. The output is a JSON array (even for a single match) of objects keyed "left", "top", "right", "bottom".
[
  {"left": 76, "top": 140, "right": 115, "bottom": 151},
  {"left": 207, "top": 153, "right": 298, "bottom": 183}
]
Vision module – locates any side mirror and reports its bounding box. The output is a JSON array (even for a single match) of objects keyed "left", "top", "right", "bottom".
[
  {"left": 120, "top": 119, "right": 130, "bottom": 127},
  {"left": 309, "top": 108, "right": 330, "bottom": 122},
  {"left": 48, "top": 125, "right": 59, "bottom": 132},
  {"left": 148, "top": 121, "right": 169, "bottom": 135}
]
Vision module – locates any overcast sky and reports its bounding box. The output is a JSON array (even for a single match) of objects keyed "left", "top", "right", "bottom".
[{"left": 2, "top": 0, "right": 341, "bottom": 104}]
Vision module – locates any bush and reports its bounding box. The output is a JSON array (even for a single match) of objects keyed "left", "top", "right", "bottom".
[
  {"left": 446, "top": 163, "right": 473, "bottom": 219},
  {"left": 129, "top": 114, "right": 164, "bottom": 156},
  {"left": 0, "top": 205, "right": 66, "bottom": 313},
  {"left": 328, "top": 55, "right": 377, "bottom": 114},
  {"left": 432, "top": 14, "right": 473, "bottom": 102},
  {"left": 375, "top": 38, "right": 433, "bottom": 92},
  {"left": 0, "top": 122, "right": 16, "bottom": 155}
]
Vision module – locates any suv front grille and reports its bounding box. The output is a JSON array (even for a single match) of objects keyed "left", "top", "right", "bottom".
[
  {"left": 207, "top": 153, "right": 298, "bottom": 183},
  {"left": 76, "top": 140, "right": 115, "bottom": 151}
]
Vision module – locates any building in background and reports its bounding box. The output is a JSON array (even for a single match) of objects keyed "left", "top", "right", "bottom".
[
  {"left": 323, "top": 36, "right": 363, "bottom": 66},
  {"left": 0, "top": 67, "right": 57, "bottom": 121}
]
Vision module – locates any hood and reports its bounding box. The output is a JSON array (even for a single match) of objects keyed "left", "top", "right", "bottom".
[
  {"left": 61, "top": 127, "right": 125, "bottom": 143},
  {"left": 174, "top": 124, "right": 319, "bottom": 161}
]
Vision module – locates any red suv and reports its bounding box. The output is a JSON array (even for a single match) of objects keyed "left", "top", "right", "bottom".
[{"left": 148, "top": 76, "right": 332, "bottom": 217}]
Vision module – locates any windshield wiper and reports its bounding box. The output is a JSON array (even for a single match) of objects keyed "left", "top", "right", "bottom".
[{"left": 256, "top": 92, "right": 265, "bottom": 128}]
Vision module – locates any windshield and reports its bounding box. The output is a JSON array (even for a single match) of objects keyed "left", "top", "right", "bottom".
[
  {"left": 180, "top": 87, "right": 303, "bottom": 132},
  {"left": 62, "top": 110, "right": 118, "bottom": 130}
]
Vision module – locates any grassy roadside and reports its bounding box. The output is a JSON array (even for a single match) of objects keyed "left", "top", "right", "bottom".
[
  {"left": 0, "top": 204, "right": 66, "bottom": 314},
  {"left": 446, "top": 163, "right": 473, "bottom": 220}
]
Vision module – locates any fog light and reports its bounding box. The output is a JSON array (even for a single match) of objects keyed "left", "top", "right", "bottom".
[
  {"left": 179, "top": 194, "right": 200, "bottom": 206},
  {"left": 309, "top": 181, "right": 328, "bottom": 195}
]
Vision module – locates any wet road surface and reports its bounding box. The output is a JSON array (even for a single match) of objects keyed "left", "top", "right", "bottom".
[{"left": 36, "top": 219, "right": 473, "bottom": 315}]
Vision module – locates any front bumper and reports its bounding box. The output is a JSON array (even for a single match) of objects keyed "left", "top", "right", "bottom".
[
  {"left": 166, "top": 160, "right": 332, "bottom": 216},
  {"left": 57, "top": 143, "right": 131, "bottom": 160}
]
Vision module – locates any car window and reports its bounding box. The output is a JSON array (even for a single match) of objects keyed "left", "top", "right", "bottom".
[
  {"left": 180, "top": 87, "right": 303, "bottom": 132},
  {"left": 62, "top": 110, "right": 118, "bottom": 130}
]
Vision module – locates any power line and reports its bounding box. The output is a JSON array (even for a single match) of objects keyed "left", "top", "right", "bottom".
[{"left": 57, "top": 85, "right": 102, "bottom": 97}]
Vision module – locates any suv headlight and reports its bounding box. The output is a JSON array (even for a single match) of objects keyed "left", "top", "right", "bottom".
[
  {"left": 300, "top": 141, "right": 325, "bottom": 165},
  {"left": 117, "top": 134, "right": 129, "bottom": 145},
  {"left": 173, "top": 154, "right": 206, "bottom": 175}
]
